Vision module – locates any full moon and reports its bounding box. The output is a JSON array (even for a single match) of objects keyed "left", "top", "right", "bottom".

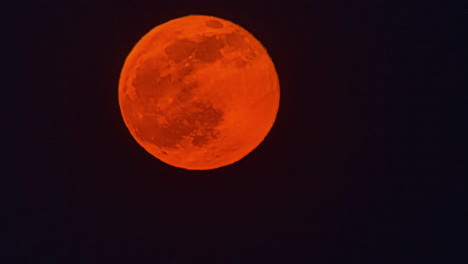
[{"left": 119, "top": 15, "right": 280, "bottom": 170}]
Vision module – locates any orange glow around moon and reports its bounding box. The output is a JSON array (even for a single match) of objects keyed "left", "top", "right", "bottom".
[{"left": 118, "top": 15, "right": 280, "bottom": 170}]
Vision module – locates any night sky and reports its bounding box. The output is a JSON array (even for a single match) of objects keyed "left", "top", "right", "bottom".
[{"left": 8, "top": 0, "right": 464, "bottom": 263}]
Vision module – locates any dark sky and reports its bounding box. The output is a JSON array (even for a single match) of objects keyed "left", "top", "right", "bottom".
[{"left": 7, "top": 0, "right": 464, "bottom": 263}]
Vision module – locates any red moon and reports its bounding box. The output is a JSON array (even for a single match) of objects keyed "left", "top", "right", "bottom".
[{"left": 119, "top": 15, "right": 280, "bottom": 170}]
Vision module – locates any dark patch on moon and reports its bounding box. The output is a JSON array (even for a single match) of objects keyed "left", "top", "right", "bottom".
[
  {"left": 164, "top": 39, "right": 197, "bottom": 63},
  {"left": 132, "top": 57, "right": 195, "bottom": 101},
  {"left": 205, "top": 19, "right": 224, "bottom": 29},
  {"left": 163, "top": 31, "right": 254, "bottom": 68},
  {"left": 193, "top": 36, "right": 225, "bottom": 63},
  {"left": 165, "top": 36, "right": 226, "bottom": 64},
  {"left": 224, "top": 31, "right": 248, "bottom": 49},
  {"left": 131, "top": 59, "right": 163, "bottom": 98},
  {"left": 128, "top": 60, "right": 224, "bottom": 149},
  {"left": 234, "top": 58, "right": 248, "bottom": 68},
  {"left": 175, "top": 81, "right": 197, "bottom": 103},
  {"left": 134, "top": 99, "right": 224, "bottom": 149}
]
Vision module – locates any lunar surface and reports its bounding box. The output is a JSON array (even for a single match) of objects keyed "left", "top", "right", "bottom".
[{"left": 119, "top": 15, "right": 280, "bottom": 170}]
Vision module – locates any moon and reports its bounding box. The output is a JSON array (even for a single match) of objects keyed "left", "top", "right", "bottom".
[{"left": 119, "top": 15, "right": 280, "bottom": 170}]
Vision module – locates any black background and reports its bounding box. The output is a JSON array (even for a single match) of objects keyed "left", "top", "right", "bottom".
[{"left": 7, "top": 0, "right": 465, "bottom": 263}]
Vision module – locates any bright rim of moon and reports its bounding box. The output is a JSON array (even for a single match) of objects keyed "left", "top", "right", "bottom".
[{"left": 119, "top": 15, "right": 280, "bottom": 170}]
